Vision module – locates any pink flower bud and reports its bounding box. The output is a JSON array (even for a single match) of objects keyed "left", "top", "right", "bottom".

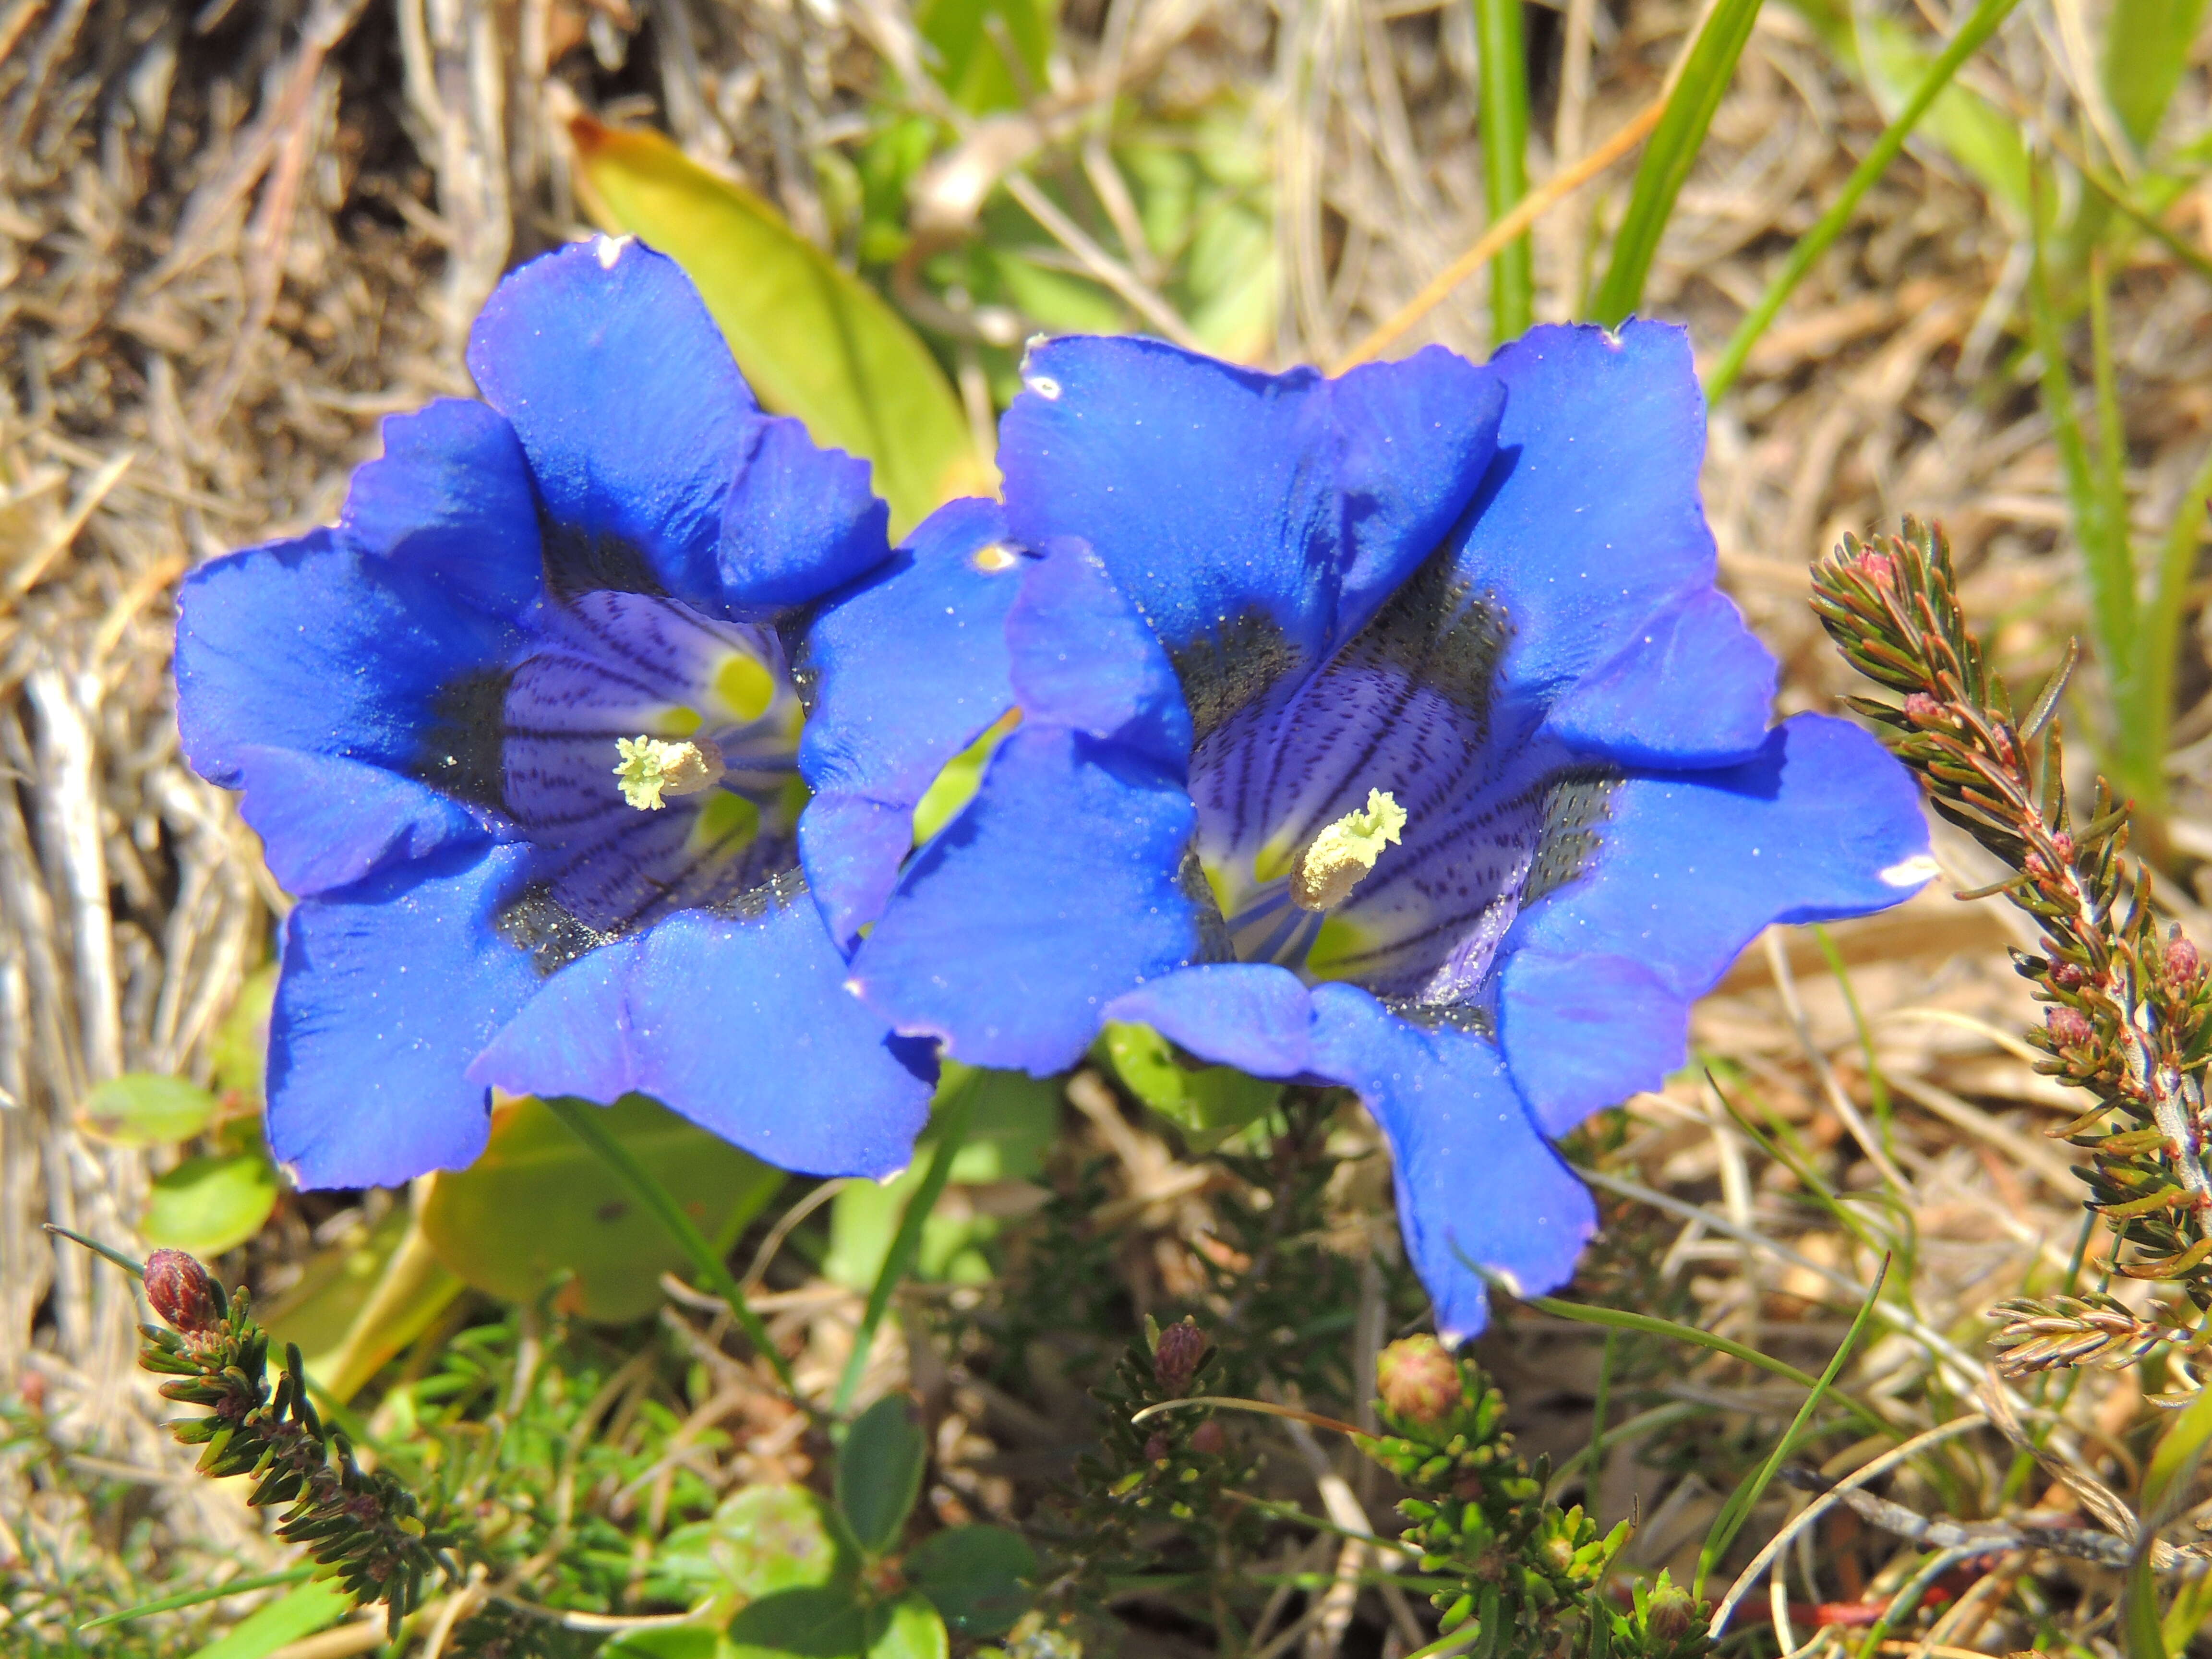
[
  {"left": 144, "top": 1249, "right": 221, "bottom": 1334},
  {"left": 2050, "top": 833, "right": 2075, "bottom": 863},
  {"left": 1859, "top": 551, "right": 1897, "bottom": 588},
  {"left": 1143, "top": 1433, "right": 1170, "bottom": 1463},
  {"left": 2169, "top": 936, "right": 2202, "bottom": 986},
  {"left": 1376, "top": 1335, "right": 1461, "bottom": 1425},
  {"left": 1189, "top": 1420, "right": 1227, "bottom": 1456},
  {"left": 1153, "top": 1317, "right": 1206, "bottom": 1395},
  {"left": 2046, "top": 1006, "right": 2095, "bottom": 1048},
  {"left": 2051, "top": 962, "right": 2087, "bottom": 990},
  {"left": 1903, "top": 692, "right": 1942, "bottom": 724}
]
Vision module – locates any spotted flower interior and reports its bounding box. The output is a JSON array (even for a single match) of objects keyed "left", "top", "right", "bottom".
[{"left": 1185, "top": 555, "right": 1613, "bottom": 1016}]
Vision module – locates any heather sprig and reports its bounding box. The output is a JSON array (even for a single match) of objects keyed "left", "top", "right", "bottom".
[
  {"left": 1366, "top": 1335, "right": 1709, "bottom": 1659},
  {"left": 1811, "top": 517, "right": 2212, "bottom": 1357},
  {"left": 130, "top": 1247, "right": 460, "bottom": 1638}
]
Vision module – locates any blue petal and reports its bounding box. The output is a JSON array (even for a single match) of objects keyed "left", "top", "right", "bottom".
[
  {"left": 798, "top": 498, "right": 1026, "bottom": 945},
  {"left": 467, "top": 239, "right": 763, "bottom": 607},
  {"left": 1455, "top": 321, "right": 1777, "bottom": 767},
  {"left": 1541, "top": 587, "right": 1777, "bottom": 769},
  {"left": 1498, "top": 713, "right": 1933, "bottom": 1135},
  {"left": 998, "top": 337, "right": 1502, "bottom": 685},
  {"left": 849, "top": 723, "right": 1202, "bottom": 1074},
  {"left": 1305, "top": 985, "right": 1596, "bottom": 1343},
  {"left": 232, "top": 746, "right": 493, "bottom": 896},
  {"left": 1006, "top": 537, "right": 1192, "bottom": 766},
  {"left": 340, "top": 398, "right": 544, "bottom": 621},
  {"left": 267, "top": 843, "right": 541, "bottom": 1189},
  {"left": 468, "top": 883, "right": 933, "bottom": 1179},
  {"left": 718, "top": 417, "right": 891, "bottom": 609},
  {"left": 175, "top": 529, "right": 517, "bottom": 895},
  {"left": 1104, "top": 964, "right": 1315, "bottom": 1078}
]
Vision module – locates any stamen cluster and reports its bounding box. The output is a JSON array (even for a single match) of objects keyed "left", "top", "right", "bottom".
[{"left": 1810, "top": 519, "right": 2212, "bottom": 1363}]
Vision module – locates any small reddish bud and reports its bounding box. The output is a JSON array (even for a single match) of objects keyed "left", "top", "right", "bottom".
[
  {"left": 1644, "top": 1580, "right": 1695, "bottom": 1641},
  {"left": 1189, "top": 1420, "right": 1227, "bottom": 1456},
  {"left": 1143, "top": 1433, "right": 1170, "bottom": 1463},
  {"left": 2050, "top": 832, "right": 2076, "bottom": 863},
  {"left": 144, "top": 1249, "right": 221, "bottom": 1334},
  {"left": 2168, "top": 936, "right": 2202, "bottom": 986},
  {"left": 1152, "top": 1317, "right": 1206, "bottom": 1395},
  {"left": 2046, "top": 1006, "right": 2095, "bottom": 1048},
  {"left": 1858, "top": 551, "right": 1896, "bottom": 588},
  {"left": 1903, "top": 692, "right": 1942, "bottom": 725},
  {"left": 2051, "top": 962, "right": 2087, "bottom": 990},
  {"left": 1376, "top": 1334, "right": 1461, "bottom": 1425}
]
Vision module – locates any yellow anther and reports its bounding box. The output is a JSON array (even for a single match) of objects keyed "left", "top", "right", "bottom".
[
  {"left": 1292, "top": 789, "right": 1407, "bottom": 912},
  {"left": 613, "top": 735, "right": 727, "bottom": 811}
]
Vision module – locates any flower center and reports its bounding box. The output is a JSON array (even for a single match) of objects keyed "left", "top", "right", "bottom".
[
  {"left": 1290, "top": 790, "right": 1406, "bottom": 912},
  {"left": 613, "top": 735, "right": 728, "bottom": 811},
  {"left": 493, "top": 588, "right": 806, "bottom": 940}
]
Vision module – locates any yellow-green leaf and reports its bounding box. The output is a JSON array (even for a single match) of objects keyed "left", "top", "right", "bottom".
[
  {"left": 421, "top": 1093, "right": 781, "bottom": 1323},
  {"left": 143, "top": 1153, "right": 280, "bottom": 1256},
  {"left": 571, "top": 117, "right": 989, "bottom": 538}
]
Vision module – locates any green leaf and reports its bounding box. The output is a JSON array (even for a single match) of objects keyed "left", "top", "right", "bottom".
[
  {"left": 868, "top": 1595, "right": 950, "bottom": 1659},
  {"left": 907, "top": 1525, "right": 1037, "bottom": 1637},
  {"left": 209, "top": 964, "right": 277, "bottom": 1103},
  {"left": 1473, "top": 0, "right": 1533, "bottom": 338},
  {"left": 837, "top": 1395, "right": 928, "bottom": 1556},
  {"left": 1855, "top": 11, "right": 2029, "bottom": 214},
  {"left": 571, "top": 117, "right": 987, "bottom": 538},
  {"left": 421, "top": 1093, "right": 782, "bottom": 1323},
  {"left": 2105, "top": 0, "right": 2210, "bottom": 153},
  {"left": 601, "top": 1630, "right": 733, "bottom": 1659},
  {"left": 1101, "top": 1022, "right": 1280, "bottom": 1151},
  {"left": 655, "top": 1485, "right": 858, "bottom": 1606},
  {"left": 143, "top": 1153, "right": 280, "bottom": 1256},
  {"left": 184, "top": 1581, "right": 352, "bottom": 1659},
  {"left": 1588, "top": 0, "right": 1765, "bottom": 326},
  {"left": 916, "top": 0, "right": 1056, "bottom": 112},
  {"left": 81, "top": 1073, "right": 219, "bottom": 1147},
  {"left": 727, "top": 1587, "right": 868, "bottom": 1657},
  {"left": 912, "top": 712, "right": 1018, "bottom": 846}
]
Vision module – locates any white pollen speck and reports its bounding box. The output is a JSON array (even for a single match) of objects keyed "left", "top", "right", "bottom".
[
  {"left": 1025, "top": 374, "right": 1062, "bottom": 400},
  {"left": 970, "top": 541, "right": 1022, "bottom": 574},
  {"left": 1881, "top": 854, "right": 1942, "bottom": 888},
  {"left": 594, "top": 233, "right": 633, "bottom": 268}
]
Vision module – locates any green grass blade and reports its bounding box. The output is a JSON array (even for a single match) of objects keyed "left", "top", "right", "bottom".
[
  {"left": 1705, "top": 0, "right": 2024, "bottom": 399},
  {"left": 1588, "top": 0, "right": 1765, "bottom": 327},
  {"left": 2120, "top": 1380, "right": 2212, "bottom": 1659},
  {"left": 831, "top": 1082, "right": 979, "bottom": 1417},
  {"left": 1522, "top": 1293, "right": 1888, "bottom": 1436},
  {"left": 2138, "top": 439, "right": 2212, "bottom": 821},
  {"left": 1693, "top": 1254, "right": 1891, "bottom": 1601},
  {"left": 540, "top": 1094, "right": 799, "bottom": 1399},
  {"left": 2027, "top": 171, "right": 2136, "bottom": 710},
  {"left": 1473, "top": 0, "right": 1533, "bottom": 338},
  {"left": 2106, "top": 0, "right": 2211, "bottom": 153},
  {"left": 81, "top": 1568, "right": 318, "bottom": 1632}
]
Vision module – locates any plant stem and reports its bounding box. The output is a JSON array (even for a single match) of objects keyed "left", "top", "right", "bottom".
[
  {"left": 831, "top": 1082, "right": 978, "bottom": 1416},
  {"left": 540, "top": 1095, "right": 799, "bottom": 1398}
]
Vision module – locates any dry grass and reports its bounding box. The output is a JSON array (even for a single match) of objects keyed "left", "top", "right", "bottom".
[{"left": 3, "top": 0, "right": 2212, "bottom": 1652}]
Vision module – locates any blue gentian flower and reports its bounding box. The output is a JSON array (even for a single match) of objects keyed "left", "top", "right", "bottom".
[
  {"left": 177, "top": 237, "right": 1024, "bottom": 1190},
  {"left": 849, "top": 324, "right": 1935, "bottom": 1340}
]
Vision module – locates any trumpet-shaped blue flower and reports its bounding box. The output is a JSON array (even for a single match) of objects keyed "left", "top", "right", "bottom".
[
  {"left": 177, "top": 238, "right": 1024, "bottom": 1190},
  {"left": 850, "top": 324, "right": 1935, "bottom": 1339}
]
